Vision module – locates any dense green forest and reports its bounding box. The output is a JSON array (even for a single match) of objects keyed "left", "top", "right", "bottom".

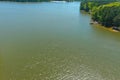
[
  {"left": 80, "top": 0, "right": 120, "bottom": 29},
  {"left": 92, "top": 2, "right": 120, "bottom": 27},
  {"left": 80, "top": 0, "right": 117, "bottom": 12}
]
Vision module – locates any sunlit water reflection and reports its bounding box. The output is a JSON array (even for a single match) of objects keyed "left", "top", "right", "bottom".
[{"left": 0, "top": 2, "right": 120, "bottom": 80}]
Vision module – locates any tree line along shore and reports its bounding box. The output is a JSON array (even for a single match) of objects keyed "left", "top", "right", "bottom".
[
  {"left": 80, "top": 0, "right": 120, "bottom": 32},
  {"left": 0, "top": 0, "right": 120, "bottom": 31}
]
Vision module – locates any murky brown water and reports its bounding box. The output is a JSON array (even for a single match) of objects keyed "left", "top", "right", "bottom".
[{"left": 0, "top": 2, "right": 120, "bottom": 80}]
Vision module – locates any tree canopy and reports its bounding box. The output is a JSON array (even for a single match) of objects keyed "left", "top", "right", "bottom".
[{"left": 80, "top": 0, "right": 120, "bottom": 27}]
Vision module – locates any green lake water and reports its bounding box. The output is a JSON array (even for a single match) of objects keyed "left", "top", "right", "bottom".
[{"left": 0, "top": 2, "right": 120, "bottom": 80}]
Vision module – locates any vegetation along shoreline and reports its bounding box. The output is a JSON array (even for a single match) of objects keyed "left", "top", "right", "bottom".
[{"left": 80, "top": 0, "right": 120, "bottom": 32}]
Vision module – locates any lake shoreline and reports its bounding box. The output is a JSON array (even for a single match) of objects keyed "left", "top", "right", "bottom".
[
  {"left": 90, "top": 20, "right": 120, "bottom": 32},
  {"left": 90, "top": 20, "right": 119, "bottom": 32},
  {"left": 80, "top": 10, "right": 119, "bottom": 33}
]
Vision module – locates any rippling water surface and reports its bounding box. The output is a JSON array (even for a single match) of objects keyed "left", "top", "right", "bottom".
[{"left": 0, "top": 2, "right": 120, "bottom": 80}]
